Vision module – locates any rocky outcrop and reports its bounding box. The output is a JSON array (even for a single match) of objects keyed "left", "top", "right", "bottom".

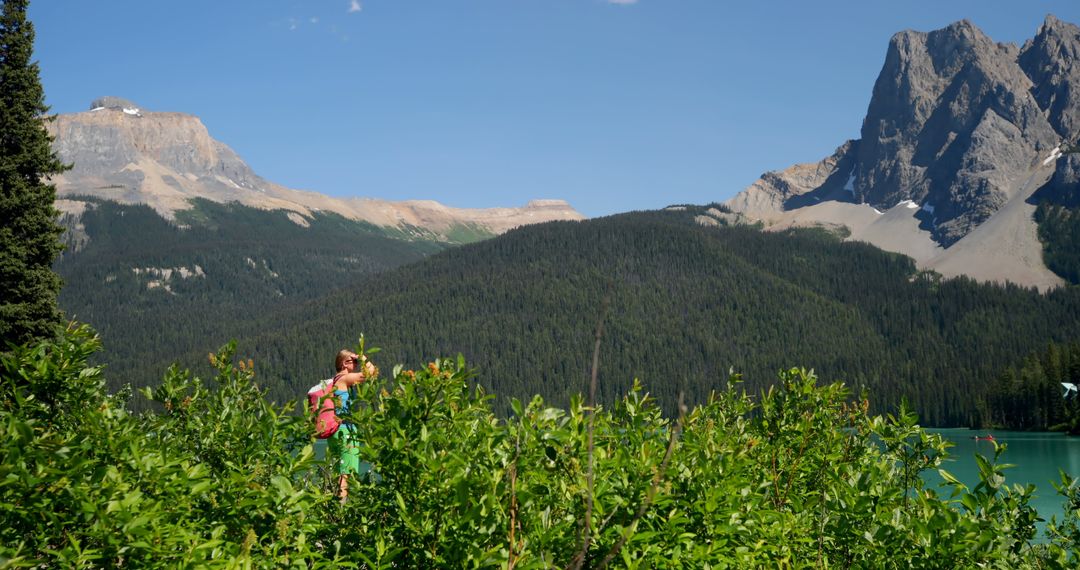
[
  {"left": 727, "top": 140, "right": 858, "bottom": 220},
  {"left": 726, "top": 16, "right": 1080, "bottom": 290},
  {"left": 856, "top": 19, "right": 1057, "bottom": 245},
  {"left": 48, "top": 101, "right": 585, "bottom": 241},
  {"left": 1020, "top": 16, "right": 1080, "bottom": 208},
  {"left": 1021, "top": 16, "right": 1080, "bottom": 140}
]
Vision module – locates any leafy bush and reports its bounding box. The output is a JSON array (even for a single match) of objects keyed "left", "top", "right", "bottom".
[
  {"left": 3, "top": 326, "right": 1080, "bottom": 567},
  {"left": 0, "top": 325, "right": 339, "bottom": 567}
]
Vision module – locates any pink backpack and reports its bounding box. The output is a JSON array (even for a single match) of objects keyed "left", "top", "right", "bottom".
[{"left": 307, "top": 374, "right": 344, "bottom": 439}]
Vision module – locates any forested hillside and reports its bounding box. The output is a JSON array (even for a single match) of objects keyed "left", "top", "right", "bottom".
[
  {"left": 55, "top": 198, "right": 446, "bottom": 383},
  {"left": 58, "top": 201, "right": 1080, "bottom": 426},
  {"left": 1030, "top": 169, "right": 1080, "bottom": 285},
  {"left": 230, "top": 206, "right": 1080, "bottom": 427}
]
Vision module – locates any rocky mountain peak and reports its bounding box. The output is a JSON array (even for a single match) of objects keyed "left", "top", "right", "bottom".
[
  {"left": 51, "top": 104, "right": 259, "bottom": 200},
  {"left": 1020, "top": 15, "right": 1080, "bottom": 139},
  {"left": 919, "top": 19, "right": 996, "bottom": 73},
  {"left": 48, "top": 102, "right": 585, "bottom": 241},
  {"left": 727, "top": 16, "right": 1079, "bottom": 290},
  {"left": 857, "top": 17, "right": 1055, "bottom": 243},
  {"left": 1035, "top": 14, "right": 1075, "bottom": 36},
  {"left": 1018, "top": 15, "right": 1080, "bottom": 218}
]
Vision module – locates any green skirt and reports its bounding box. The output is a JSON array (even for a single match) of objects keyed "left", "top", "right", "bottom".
[{"left": 327, "top": 425, "right": 360, "bottom": 476}]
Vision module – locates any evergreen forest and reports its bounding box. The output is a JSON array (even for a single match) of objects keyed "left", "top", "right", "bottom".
[
  {"left": 54, "top": 197, "right": 447, "bottom": 384},
  {"left": 983, "top": 340, "right": 1080, "bottom": 432},
  {"left": 1032, "top": 173, "right": 1080, "bottom": 286},
  {"left": 55, "top": 200, "right": 1080, "bottom": 427},
  {"left": 1036, "top": 202, "right": 1080, "bottom": 285}
]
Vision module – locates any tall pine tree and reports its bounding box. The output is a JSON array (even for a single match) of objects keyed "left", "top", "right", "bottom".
[{"left": 0, "top": 0, "right": 67, "bottom": 347}]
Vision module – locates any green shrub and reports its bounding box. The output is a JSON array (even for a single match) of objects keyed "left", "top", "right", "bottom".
[
  {"left": 0, "top": 326, "right": 338, "bottom": 567},
  {"left": 3, "top": 327, "right": 1080, "bottom": 567}
]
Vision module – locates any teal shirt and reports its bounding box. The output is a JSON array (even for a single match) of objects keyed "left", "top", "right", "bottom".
[{"left": 334, "top": 389, "right": 354, "bottom": 431}]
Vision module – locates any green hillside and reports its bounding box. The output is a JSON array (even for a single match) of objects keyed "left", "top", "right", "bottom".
[
  {"left": 1036, "top": 202, "right": 1080, "bottom": 284},
  {"left": 234, "top": 206, "right": 1080, "bottom": 427},
  {"left": 54, "top": 198, "right": 447, "bottom": 386}
]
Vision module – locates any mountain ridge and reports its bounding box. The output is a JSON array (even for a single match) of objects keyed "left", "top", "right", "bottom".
[{"left": 47, "top": 101, "right": 585, "bottom": 243}]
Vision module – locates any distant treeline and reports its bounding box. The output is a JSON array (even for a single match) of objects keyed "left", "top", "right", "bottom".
[{"left": 982, "top": 340, "right": 1080, "bottom": 433}]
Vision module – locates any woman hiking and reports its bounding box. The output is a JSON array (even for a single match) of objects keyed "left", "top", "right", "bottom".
[{"left": 328, "top": 349, "right": 377, "bottom": 504}]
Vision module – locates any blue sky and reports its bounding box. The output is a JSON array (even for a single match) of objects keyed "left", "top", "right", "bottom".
[{"left": 29, "top": 1, "right": 1080, "bottom": 217}]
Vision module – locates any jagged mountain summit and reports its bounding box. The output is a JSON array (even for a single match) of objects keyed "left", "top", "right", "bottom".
[
  {"left": 48, "top": 99, "right": 584, "bottom": 241},
  {"left": 727, "top": 15, "right": 1080, "bottom": 291}
]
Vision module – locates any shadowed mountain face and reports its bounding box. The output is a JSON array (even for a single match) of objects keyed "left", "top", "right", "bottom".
[
  {"left": 728, "top": 16, "right": 1080, "bottom": 290},
  {"left": 47, "top": 99, "right": 585, "bottom": 243},
  {"left": 1022, "top": 16, "right": 1080, "bottom": 208},
  {"left": 1021, "top": 16, "right": 1080, "bottom": 141}
]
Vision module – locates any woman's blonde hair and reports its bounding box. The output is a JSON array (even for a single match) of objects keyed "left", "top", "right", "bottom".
[{"left": 335, "top": 349, "right": 354, "bottom": 372}]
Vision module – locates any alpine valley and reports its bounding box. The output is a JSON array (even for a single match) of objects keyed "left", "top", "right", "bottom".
[{"left": 52, "top": 18, "right": 1080, "bottom": 429}]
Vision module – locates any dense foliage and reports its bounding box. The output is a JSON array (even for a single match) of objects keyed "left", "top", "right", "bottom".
[
  {"left": 982, "top": 341, "right": 1080, "bottom": 433},
  {"left": 1, "top": 325, "right": 336, "bottom": 566},
  {"left": 0, "top": 0, "right": 67, "bottom": 348},
  {"left": 4, "top": 326, "right": 1080, "bottom": 567}
]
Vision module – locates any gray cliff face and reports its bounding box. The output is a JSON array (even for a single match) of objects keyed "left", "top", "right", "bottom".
[
  {"left": 1020, "top": 15, "right": 1080, "bottom": 139},
  {"left": 1020, "top": 16, "right": 1080, "bottom": 205},
  {"left": 52, "top": 109, "right": 261, "bottom": 188},
  {"left": 857, "top": 20, "right": 1058, "bottom": 245},
  {"left": 730, "top": 16, "right": 1079, "bottom": 248}
]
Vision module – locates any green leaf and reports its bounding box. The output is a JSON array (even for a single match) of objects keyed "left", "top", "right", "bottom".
[
  {"left": 271, "top": 475, "right": 293, "bottom": 497},
  {"left": 938, "top": 469, "right": 963, "bottom": 487}
]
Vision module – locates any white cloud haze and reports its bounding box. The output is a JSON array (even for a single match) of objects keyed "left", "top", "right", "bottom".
[{"left": 348, "top": 0, "right": 362, "bottom": 13}]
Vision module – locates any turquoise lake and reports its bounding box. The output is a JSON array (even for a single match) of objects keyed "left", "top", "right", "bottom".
[{"left": 928, "top": 429, "right": 1080, "bottom": 535}]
